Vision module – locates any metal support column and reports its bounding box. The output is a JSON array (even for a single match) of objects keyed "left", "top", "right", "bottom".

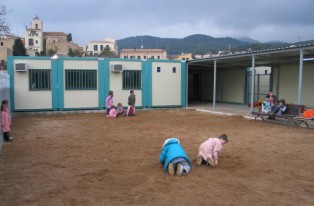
[
  {"left": 297, "top": 49, "right": 303, "bottom": 105},
  {"left": 250, "top": 55, "right": 255, "bottom": 112},
  {"left": 213, "top": 59, "right": 217, "bottom": 111},
  {"left": 186, "top": 62, "right": 189, "bottom": 108}
]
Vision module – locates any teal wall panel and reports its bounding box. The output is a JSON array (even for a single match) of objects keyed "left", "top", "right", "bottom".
[
  {"left": 7, "top": 56, "right": 14, "bottom": 111},
  {"left": 98, "top": 60, "right": 105, "bottom": 108},
  {"left": 181, "top": 61, "right": 186, "bottom": 107},
  {"left": 57, "top": 59, "right": 64, "bottom": 109},
  {"left": 103, "top": 59, "right": 110, "bottom": 105},
  {"left": 142, "top": 60, "right": 152, "bottom": 108},
  {"left": 51, "top": 59, "right": 58, "bottom": 110}
]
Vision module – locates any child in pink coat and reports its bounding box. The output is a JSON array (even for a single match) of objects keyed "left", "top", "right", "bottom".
[
  {"left": 1, "top": 103, "right": 13, "bottom": 142},
  {"left": 197, "top": 134, "right": 228, "bottom": 167},
  {"left": 108, "top": 105, "right": 117, "bottom": 118},
  {"left": 105, "top": 90, "right": 113, "bottom": 115}
]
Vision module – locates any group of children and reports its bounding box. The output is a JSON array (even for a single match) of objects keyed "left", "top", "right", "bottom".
[
  {"left": 159, "top": 134, "right": 229, "bottom": 176},
  {"left": 105, "top": 90, "right": 136, "bottom": 118},
  {"left": 1, "top": 100, "right": 13, "bottom": 142},
  {"left": 261, "top": 90, "right": 287, "bottom": 119}
]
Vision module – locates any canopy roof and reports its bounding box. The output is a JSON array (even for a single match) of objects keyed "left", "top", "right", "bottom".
[{"left": 188, "top": 43, "right": 314, "bottom": 69}]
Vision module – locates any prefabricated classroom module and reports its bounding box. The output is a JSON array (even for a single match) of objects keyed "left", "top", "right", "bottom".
[{"left": 7, "top": 56, "right": 186, "bottom": 111}]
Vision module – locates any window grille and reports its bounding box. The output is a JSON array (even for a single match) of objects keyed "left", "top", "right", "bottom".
[
  {"left": 29, "top": 69, "right": 51, "bottom": 91},
  {"left": 122, "top": 70, "right": 141, "bottom": 90},
  {"left": 65, "top": 70, "right": 97, "bottom": 90}
]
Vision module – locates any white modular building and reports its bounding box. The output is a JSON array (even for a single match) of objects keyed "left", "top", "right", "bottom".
[{"left": 8, "top": 57, "right": 186, "bottom": 111}]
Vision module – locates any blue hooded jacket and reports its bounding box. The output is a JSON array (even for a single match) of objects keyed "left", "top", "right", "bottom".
[{"left": 159, "top": 138, "right": 192, "bottom": 172}]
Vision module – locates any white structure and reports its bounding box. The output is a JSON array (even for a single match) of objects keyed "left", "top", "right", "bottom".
[
  {"left": 85, "top": 38, "right": 118, "bottom": 56},
  {"left": 8, "top": 56, "right": 186, "bottom": 111},
  {"left": 24, "top": 15, "right": 44, "bottom": 53},
  {"left": 120, "top": 49, "right": 167, "bottom": 60}
]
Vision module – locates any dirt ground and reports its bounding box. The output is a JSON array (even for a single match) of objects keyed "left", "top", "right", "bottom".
[{"left": 1, "top": 109, "right": 314, "bottom": 206}]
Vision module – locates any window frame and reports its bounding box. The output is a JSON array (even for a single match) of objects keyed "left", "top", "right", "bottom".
[
  {"left": 29, "top": 69, "right": 51, "bottom": 91},
  {"left": 65, "top": 69, "right": 97, "bottom": 90},
  {"left": 122, "top": 70, "right": 142, "bottom": 90}
]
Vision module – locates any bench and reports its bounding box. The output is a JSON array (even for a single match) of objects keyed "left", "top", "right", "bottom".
[
  {"left": 293, "top": 117, "right": 314, "bottom": 128},
  {"left": 251, "top": 104, "right": 300, "bottom": 125}
]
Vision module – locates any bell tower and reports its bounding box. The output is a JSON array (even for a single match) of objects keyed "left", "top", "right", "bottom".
[{"left": 25, "top": 15, "right": 44, "bottom": 54}]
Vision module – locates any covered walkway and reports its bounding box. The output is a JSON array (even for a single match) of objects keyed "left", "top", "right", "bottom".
[{"left": 187, "top": 43, "right": 314, "bottom": 114}]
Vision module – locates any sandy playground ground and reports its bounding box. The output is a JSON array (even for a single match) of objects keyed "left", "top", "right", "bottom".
[{"left": 0, "top": 109, "right": 314, "bottom": 206}]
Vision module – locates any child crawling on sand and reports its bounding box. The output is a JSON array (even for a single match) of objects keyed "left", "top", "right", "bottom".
[
  {"left": 197, "top": 134, "right": 229, "bottom": 167},
  {"left": 159, "top": 138, "right": 192, "bottom": 176}
]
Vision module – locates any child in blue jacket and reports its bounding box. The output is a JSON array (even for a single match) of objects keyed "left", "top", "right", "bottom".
[{"left": 159, "top": 138, "right": 192, "bottom": 176}]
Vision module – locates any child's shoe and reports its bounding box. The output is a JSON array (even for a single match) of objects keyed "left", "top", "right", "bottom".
[
  {"left": 176, "top": 163, "right": 183, "bottom": 176},
  {"left": 7, "top": 137, "right": 13, "bottom": 142},
  {"left": 196, "top": 156, "right": 202, "bottom": 167},
  {"left": 168, "top": 163, "right": 175, "bottom": 176},
  {"left": 206, "top": 158, "right": 215, "bottom": 167}
]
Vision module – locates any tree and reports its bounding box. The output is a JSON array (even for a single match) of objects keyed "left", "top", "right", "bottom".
[
  {"left": 67, "top": 33, "right": 72, "bottom": 42},
  {"left": 13, "top": 38, "right": 27, "bottom": 56},
  {"left": 68, "top": 48, "right": 82, "bottom": 57},
  {"left": 47, "top": 48, "right": 57, "bottom": 56},
  {"left": 68, "top": 48, "right": 75, "bottom": 57},
  {"left": 0, "top": 3, "right": 10, "bottom": 35},
  {"left": 100, "top": 45, "right": 112, "bottom": 56}
]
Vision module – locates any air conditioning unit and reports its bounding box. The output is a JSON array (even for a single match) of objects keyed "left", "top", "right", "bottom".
[
  {"left": 15, "top": 63, "right": 28, "bottom": 72},
  {"left": 110, "top": 64, "right": 123, "bottom": 72}
]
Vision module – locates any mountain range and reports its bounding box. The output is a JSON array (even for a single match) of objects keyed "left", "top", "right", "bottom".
[{"left": 117, "top": 34, "right": 314, "bottom": 56}]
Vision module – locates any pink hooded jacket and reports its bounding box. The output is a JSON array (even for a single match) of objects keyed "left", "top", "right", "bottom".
[
  {"left": 198, "top": 137, "right": 223, "bottom": 160},
  {"left": 1, "top": 110, "right": 10, "bottom": 132},
  {"left": 108, "top": 108, "right": 117, "bottom": 118}
]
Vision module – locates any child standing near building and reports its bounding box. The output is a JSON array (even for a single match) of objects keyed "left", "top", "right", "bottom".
[
  {"left": 2, "top": 100, "right": 11, "bottom": 124},
  {"left": 105, "top": 90, "right": 114, "bottom": 115},
  {"left": 1, "top": 103, "right": 13, "bottom": 142},
  {"left": 159, "top": 138, "right": 192, "bottom": 176},
  {"left": 128, "top": 90, "right": 136, "bottom": 112},
  {"left": 197, "top": 134, "right": 229, "bottom": 167}
]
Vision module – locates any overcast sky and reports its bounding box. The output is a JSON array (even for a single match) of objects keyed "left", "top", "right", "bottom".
[{"left": 4, "top": 0, "right": 314, "bottom": 45}]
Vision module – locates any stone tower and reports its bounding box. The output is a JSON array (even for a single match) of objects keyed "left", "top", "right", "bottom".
[{"left": 24, "top": 15, "right": 44, "bottom": 53}]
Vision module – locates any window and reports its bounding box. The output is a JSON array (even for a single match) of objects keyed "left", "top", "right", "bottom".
[
  {"left": 124, "top": 55, "right": 127, "bottom": 59},
  {"left": 157, "top": 67, "right": 161, "bottom": 72},
  {"left": 157, "top": 56, "right": 160, "bottom": 59},
  {"left": 100, "top": 45, "right": 104, "bottom": 51},
  {"left": 0, "top": 42, "right": 3, "bottom": 46},
  {"left": 29, "top": 38, "right": 34, "bottom": 46},
  {"left": 144, "top": 56, "right": 147, "bottom": 59},
  {"left": 93, "top": 45, "right": 98, "bottom": 51},
  {"left": 172, "top": 67, "right": 176, "bottom": 73},
  {"left": 65, "top": 70, "right": 97, "bottom": 90},
  {"left": 150, "top": 56, "right": 155, "bottom": 59},
  {"left": 29, "top": 69, "right": 51, "bottom": 91},
  {"left": 35, "top": 40, "right": 38, "bottom": 44},
  {"left": 123, "top": 70, "right": 141, "bottom": 90},
  {"left": 137, "top": 56, "right": 141, "bottom": 59}
]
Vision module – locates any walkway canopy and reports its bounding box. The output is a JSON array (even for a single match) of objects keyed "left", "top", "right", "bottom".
[{"left": 187, "top": 43, "right": 314, "bottom": 112}]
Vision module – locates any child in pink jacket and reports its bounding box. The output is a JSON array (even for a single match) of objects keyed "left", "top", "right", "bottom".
[
  {"left": 197, "top": 134, "right": 228, "bottom": 167},
  {"left": 105, "top": 90, "right": 114, "bottom": 115},
  {"left": 1, "top": 103, "right": 13, "bottom": 142},
  {"left": 108, "top": 105, "right": 117, "bottom": 118}
]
